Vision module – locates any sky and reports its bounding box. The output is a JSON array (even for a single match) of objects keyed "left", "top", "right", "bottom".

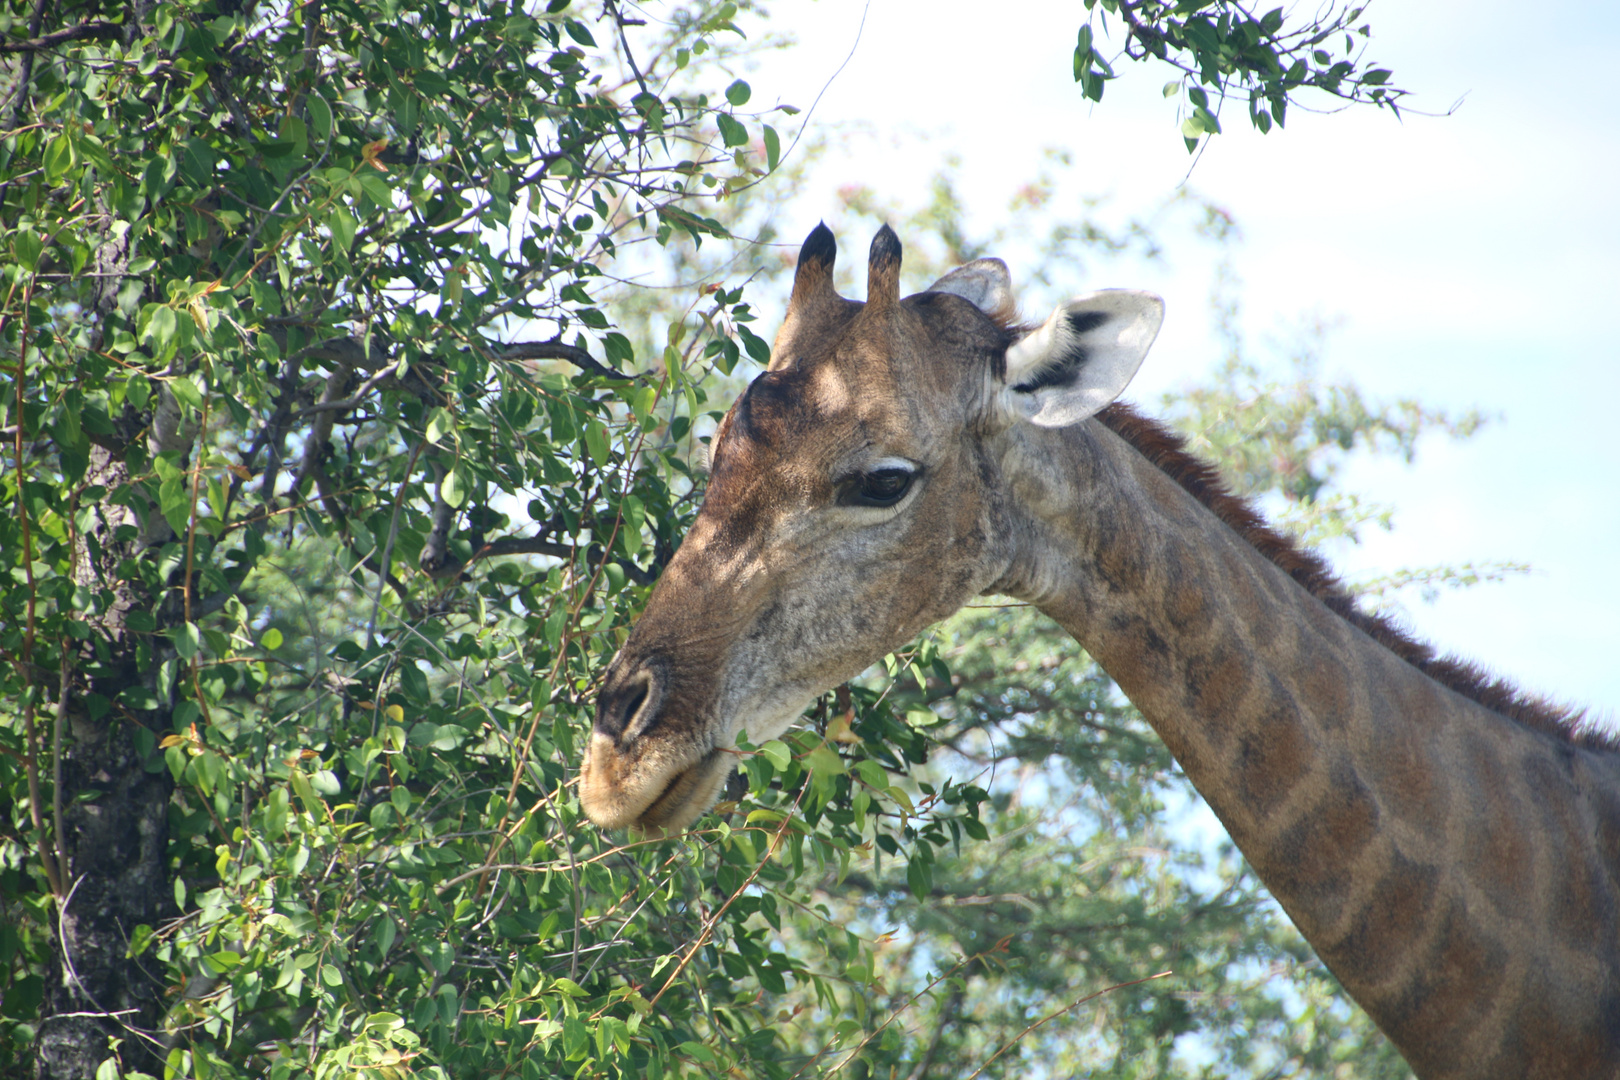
[{"left": 730, "top": 0, "right": 1620, "bottom": 717}]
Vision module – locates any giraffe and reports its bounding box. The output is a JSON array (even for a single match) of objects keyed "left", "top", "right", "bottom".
[{"left": 580, "top": 224, "right": 1620, "bottom": 1078}]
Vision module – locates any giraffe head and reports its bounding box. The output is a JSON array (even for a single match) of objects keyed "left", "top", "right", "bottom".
[{"left": 580, "top": 224, "right": 1163, "bottom": 832}]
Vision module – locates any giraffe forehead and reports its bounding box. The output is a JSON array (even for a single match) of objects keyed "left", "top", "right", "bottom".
[
  {"left": 810, "top": 362, "right": 854, "bottom": 411},
  {"left": 717, "top": 364, "right": 910, "bottom": 471}
]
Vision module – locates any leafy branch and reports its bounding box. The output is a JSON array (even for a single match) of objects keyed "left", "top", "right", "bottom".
[{"left": 1072, "top": 0, "right": 1413, "bottom": 150}]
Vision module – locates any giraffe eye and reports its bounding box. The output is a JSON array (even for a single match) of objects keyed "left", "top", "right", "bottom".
[{"left": 847, "top": 466, "right": 915, "bottom": 508}]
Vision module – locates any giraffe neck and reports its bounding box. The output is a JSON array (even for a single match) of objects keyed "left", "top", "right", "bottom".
[{"left": 988, "top": 413, "right": 1620, "bottom": 1079}]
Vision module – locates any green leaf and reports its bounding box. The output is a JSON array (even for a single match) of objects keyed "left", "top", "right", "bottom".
[
  {"left": 716, "top": 113, "right": 748, "bottom": 148},
  {"left": 759, "top": 740, "right": 792, "bottom": 771},
  {"left": 262, "top": 627, "right": 283, "bottom": 650},
  {"left": 563, "top": 1016, "right": 589, "bottom": 1058},
  {"left": 329, "top": 205, "right": 356, "bottom": 254},
  {"left": 375, "top": 917, "right": 397, "bottom": 956},
  {"left": 564, "top": 19, "right": 596, "bottom": 46},
  {"left": 398, "top": 661, "right": 429, "bottom": 702},
  {"left": 357, "top": 171, "right": 392, "bottom": 206},
  {"left": 854, "top": 760, "right": 889, "bottom": 788},
  {"left": 364, "top": 1011, "right": 404, "bottom": 1032},
  {"left": 43, "top": 134, "right": 73, "bottom": 184},
  {"left": 906, "top": 857, "right": 932, "bottom": 901},
  {"left": 1073, "top": 25, "right": 1094, "bottom": 81},
  {"left": 289, "top": 769, "right": 323, "bottom": 816},
  {"left": 13, "top": 229, "right": 43, "bottom": 270},
  {"left": 763, "top": 124, "right": 781, "bottom": 171},
  {"left": 204, "top": 950, "right": 243, "bottom": 973},
  {"left": 804, "top": 744, "right": 845, "bottom": 776},
  {"left": 678, "top": 1041, "right": 717, "bottom": 1066},
  {"left": 169, "top": 373, "right": 204, "bottom": 411},
  {"left": 258, "top": 137, "right": 298, "bottom": 159},
  {"left": 725, "top": 79, "right": 751, "bottom": 106},
  {"left": 583, "top": 421, "right": 610, "bottom": 466},
  {"left": 307, "top": 93, "right": 334, "bottom": 143},
  {"left": 736, "top": 324, "right": 770, "bottom": 364},
  {"left": 618, "top": 494, "right": 644, "bottom": 554},
  {"left": 425, "top": 407, "right": 455, "bottom": 445},
  {"left": 170, "top": 622, "right": 202, "bottom": 659},
  {"left": 142, "top": 306, "right": 178, "bottom": 354},
  {"left": 159, "top": 470, "right": 191, "bottom": 536},
  {"left": 441, "top": 463, "right": 469, "bottom": 507}
]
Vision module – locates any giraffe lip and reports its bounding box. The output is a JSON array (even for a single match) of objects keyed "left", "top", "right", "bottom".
[{"left": 631, "top": 748, "right": 730, "bottom": 834}]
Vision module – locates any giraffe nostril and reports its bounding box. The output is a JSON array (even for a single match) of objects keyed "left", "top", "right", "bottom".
[
  {"left": 622, "top": 679, "right": 649, "bottom": 728},
  {"left": 595, "top": 666, "right": 659, "bottom": 742}
]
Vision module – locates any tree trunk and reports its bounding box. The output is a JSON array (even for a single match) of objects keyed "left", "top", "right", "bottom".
[
  {"left": 34, "top": 446, "right": 177, "bottom": 1080},
  {"left": 33, "top": 727, "right": 173, "bottom": 1080}
]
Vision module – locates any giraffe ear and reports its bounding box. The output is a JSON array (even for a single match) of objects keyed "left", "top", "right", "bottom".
[
  {"left": 926, "top": 258, "right": 1017, "bottom": 326},
  {"left": 1000, "top": 290, "right": 1163, "bottom": 428}
]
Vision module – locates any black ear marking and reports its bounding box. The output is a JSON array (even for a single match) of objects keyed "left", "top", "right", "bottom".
[
  {"left": 1009, "top": 309, "right": 1112, "bottom": 392},
  {"left": 1012, "top": 343, "right": 1089, "bottom": 392},
  {"left": 1066, "top": 310, "right": 1108, "bottom": 335}
]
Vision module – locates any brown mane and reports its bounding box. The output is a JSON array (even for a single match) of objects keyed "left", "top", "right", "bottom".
[{"left": 1095, "top": 401, "right": 1610, "bottom": 750}]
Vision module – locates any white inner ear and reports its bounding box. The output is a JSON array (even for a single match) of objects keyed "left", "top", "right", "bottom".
[{"left": 1002, "top": 290, "right": 1164, "bottom": 428}]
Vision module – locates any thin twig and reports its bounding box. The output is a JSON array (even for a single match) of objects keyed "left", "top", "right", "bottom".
[
  {"left": 294, "top": 363, "right": 395, "bottom": 417},
  {"left": 8, "top": 278, "right": 63, "bottom": 897},
  {"left": 606, "top": 0, "right": 649, "bottom": 97},
  {"left": 499, "top": 340, "right": 632, "bottom": 381},
  {"left": 643, "top": 786, "right": 807, "bottom": 1012},
  {"left": 964, "top": 970, "right": 1174, "bottom": 1079},
  {"left": 364, "top": 438, "right": 425, "bottom": 649}
]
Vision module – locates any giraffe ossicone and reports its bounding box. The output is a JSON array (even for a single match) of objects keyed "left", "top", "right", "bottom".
[{"left": 582, "top": 225, "right": 1620, "bottom": 1079}]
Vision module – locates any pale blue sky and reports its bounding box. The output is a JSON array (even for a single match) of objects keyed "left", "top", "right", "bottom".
[{"left": 738, "top": 0, "right": 1620, "bottom": 717}]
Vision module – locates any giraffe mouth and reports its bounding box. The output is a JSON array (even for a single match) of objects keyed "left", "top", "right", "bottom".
[
  {"left": 631, "top": 748, "right": 732, "bottom": 835},
  {"left": 579, "top": 733, "right": 732, "bottom": 835}
]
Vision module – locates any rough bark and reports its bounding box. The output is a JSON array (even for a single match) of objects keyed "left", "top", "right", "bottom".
[
  {"left": 33, "top": 446, "right": 178, "bottom": 1080},
  {"left": 33, "top": 727, "right": 173, "bottom": 1080}
]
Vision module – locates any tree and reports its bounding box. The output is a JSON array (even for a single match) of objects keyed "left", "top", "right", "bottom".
[{"left": 1, "top": 0, "right": 820, "bottom": 1075}]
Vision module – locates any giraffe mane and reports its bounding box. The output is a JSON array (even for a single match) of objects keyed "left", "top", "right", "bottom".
[{"left": 1095, "top": 401, "right": 1613, "bottom": 750}]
